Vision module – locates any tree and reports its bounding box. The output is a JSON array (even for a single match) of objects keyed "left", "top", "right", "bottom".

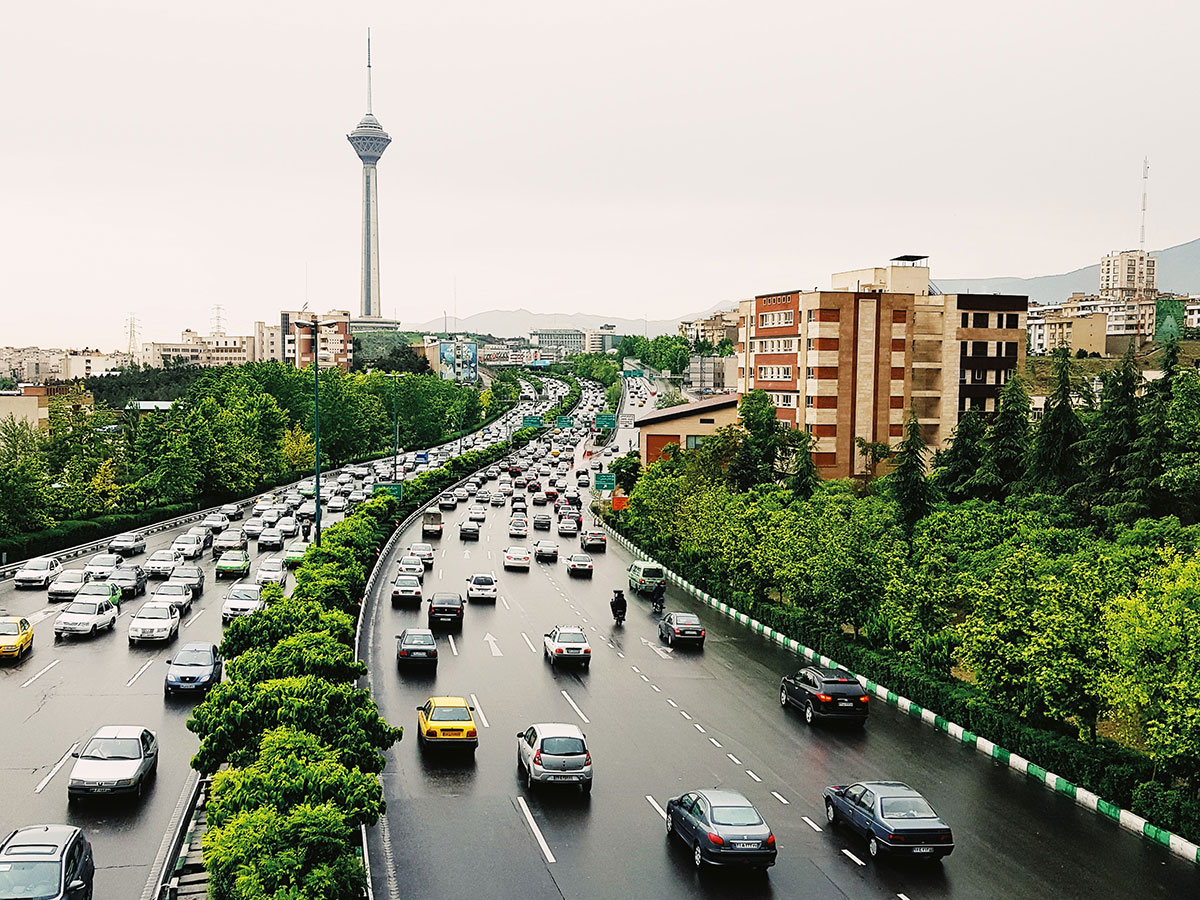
[
  {"left": 605, "top": 381, "right": 623, "bottom": 411},
  {"left": 1074, "top": 344, "right": 1141, "bottom": 517},
  {"left": 655, "top": 390, "right": 687, "bottom": 409},
  {"left": 220, "top": 593, "right": 356, "bottom": 659},
  {"left": 370, "top": 342, "right": 430, "bottom": 375},
  {"left": 1160, "top": 369, "right": 1200, "bottom": 524},
  {"left": 281, "top": 422, "right": 315, "bottom": 471},
  {"left": 728, "top": 390, "right": 783, "bottom": 491},
  {"left": 964, "top": 377, "right": 1030, "bottom": 501},
  {"left": 206, "top": 727, "right": 383, "bottom": 830},
  {"left": 932, "top": 408, "right": 986, "bottom": 502},
  {"left": 610, "top": 451, "right": 643, "bottom": 493},
  {"left": 1025, "top": 349, "right": 1084, "bottom": 494},
  {"left": 855, "top": 437, "right": 892, "bottom": 480},
  {"left": 227, "top": 631, "right": 366, "bottom": 685},
  {"left": 714, "top": 337, "right": 735, "bottom": 357},
  {"left": 1123, "top": 337, "right": 1181, "bottom": 522},
  {"left": 890, "top": 408, "right": 931, "bottom": 532}
]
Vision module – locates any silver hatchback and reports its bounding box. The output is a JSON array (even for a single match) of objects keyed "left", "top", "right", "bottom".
[{"left": 516, "top": 723, "right": 593, "bottom": 794}]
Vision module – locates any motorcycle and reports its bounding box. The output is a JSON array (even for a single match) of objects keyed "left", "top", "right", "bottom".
[
  {"left": 650, "top": 584, "right": 665, "bottom": 616},
  {"left": 610, "top": 589, "right": 627, "bottom": 626}
]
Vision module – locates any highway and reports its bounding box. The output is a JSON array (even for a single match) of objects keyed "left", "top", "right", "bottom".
[
  {"left": 359, "top": 385, "right": 1200, "bottom": 899},
  {"left": 0, "top": 389, "right": 558, "bottom": 899}
]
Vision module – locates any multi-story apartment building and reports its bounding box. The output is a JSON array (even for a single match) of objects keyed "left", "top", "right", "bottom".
[
  {"left": 680, "top": 309, "right": 740, "bottom": 346},
  {"left": 59, "top": 352, "right": 132, "bottom": 380},
  {"left": 736, "top": 258, "right": 1026, "bottom": 478},
  {"left": 530, "top": 329, "right": 585, "bottom": 354},
  {"left": 1099, "top": 249, "right": 1156, "bottom": 303},
  {"left": 583, "top": 325, "right": 623, "bottom": 353},
  {"left": 282, "top": 310, "right": 353, "bottom": 370},
  {"left": 1027, "top": 307, "right": 1107, "bottom": 355},
  {"left": 1026, "top": 292, "right": 1154, "bottom": 343}
]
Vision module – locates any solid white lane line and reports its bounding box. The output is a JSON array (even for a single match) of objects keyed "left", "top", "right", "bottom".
[
  {"left": 448, "top": 635, "right": 459, "bottom": 656},
  {"left": 772, "top": 791, "right": 790, "bottom": 806},
  {"left": 709, "top": 737, "right": 722, "bottom": 748},
  {"left": 501, "top": 596, "right": 510, "bottom": 610},
  {"left": 521, "top": 632, "right": 537, "bottom": 653},
  {"left": 126, "top": 659, "right": 155, "bottom": 688},
  {"left": 21, "top": 659, "right": 59, "bottom": 688},
  {"left": 35, "top": 743, "right": 78, "bottom": 794},
  {"left": 727, "top": 753, "right": 742, "bottom": 765},
  {"left": 645, "top": 795, "right": 667, "bottom": 820},
  {"left": 679, "top": 710, "right": 692, "bottom": 720},
  {"left": 469, "top": 693, "right": 489, "bottom": 727},
  {"left": 666, "top": 698, "right": 678, "bottom": 708},
  {"left": 183, "top": 608, "right": 206, "bottom": 627},
  {"left": 651, "top": 685, "right": 661, "bottom": 693},
  {"left": 801, "top": 815, "right": 821, "bottom": 831},
  {"left": 746, "top": 770, "right": 762, "bottom": 783},
  {"left": 842, "top": 849, "right": 866, "bottom": 866},
  {"left": 516, "top": 796, "right": 556, "bottom": 864},
  {"left": 560, "top": 689, "right": 590, "bottom": 723}
]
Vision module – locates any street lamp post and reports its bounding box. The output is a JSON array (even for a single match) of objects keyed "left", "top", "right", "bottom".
[{"left": 294, "top": 318, "right": 338, "bottom": 547}]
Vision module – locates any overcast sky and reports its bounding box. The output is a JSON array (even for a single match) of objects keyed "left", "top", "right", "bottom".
[{"left": 3, "top": 1, "right": 1198, "bottom": 350}]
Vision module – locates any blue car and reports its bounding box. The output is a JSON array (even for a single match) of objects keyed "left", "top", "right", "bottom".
[{"left": 823, "top": 781, "right": 954, "bottom": 860}]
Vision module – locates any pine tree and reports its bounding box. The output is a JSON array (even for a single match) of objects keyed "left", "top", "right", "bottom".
[
  {"left": 1073, "top": 343, "right": 1141, "bottom": 513},
  {"left": 1123, "top": 337, "right": 1180, "bottom": 522},
  {"left": 965, "top": 376, "right": 1031, "bottom": 502},
  {"left": 891, "top": 407, "right": 932, "bottom": 531},
  {"left": 934, "top": 408, "right": 986, "bottom": 502},
  {"left": 1026, "top": 349, "right": 1085, "bottom": 493}
]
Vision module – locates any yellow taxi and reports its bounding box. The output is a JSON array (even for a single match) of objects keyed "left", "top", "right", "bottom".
[
  {"left": 0, "top": 616, "right": 34, "bottom": 660},
  {"left": 416, "top": 696, "right": 479, "bottom": 751}
]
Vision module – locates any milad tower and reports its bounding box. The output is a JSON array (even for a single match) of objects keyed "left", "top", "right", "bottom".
[{"left": 347, "top": 31, "right": 390, "bottom": 319}]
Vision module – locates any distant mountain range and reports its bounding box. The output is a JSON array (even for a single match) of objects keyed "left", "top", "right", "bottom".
[
  {"left": 406, "top": 239, "right": 1200, "bottom": 338},
  {"left": 936, "top": 236, "right": 1200, "bottom": 305}
]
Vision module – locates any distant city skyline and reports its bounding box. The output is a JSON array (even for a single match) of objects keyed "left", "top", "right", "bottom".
[{"left": 3, "top": 1, "right": 1200, "bottom": 349}]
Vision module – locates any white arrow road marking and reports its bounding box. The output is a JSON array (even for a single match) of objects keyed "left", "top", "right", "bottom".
[
  {"left": 841, "top": 849, "right": 866, "bottom": 866},
  {"left": 27, "top": 607, "right": 56, "bottom": 626},
  {"left": 448, "top": 635, "right": 459, "bottom": 656},
  {"left": 469, "top": 693, "right": 489, "bottom": 727},
  {"left": 801, "top": 815, "right": 821, "bottom": 831},
  {"left": 645, "top": 795, "right": 667, "bottom": 820},
  {"left": 516, "top": 796, "right": 555, "bottom": 864},
  {"left": 184, "top": 609, "right": 206, "bottom": 628},
  {"left": 640, "top": 637, "right": 671, "bottom": 660},
  {"left": 21, "top": 659, "right": 59, "bottom": 688},
  {"left": 35, "top": 743, "right": 78, "bottom": 794},
  {"left": 463, "top": 550, "right": 471, "bottom": 558},
  {"left": 126, "top": 659, "right": 155, "bottom": 687},
  {"left": 521, "top": 632, "right": 537, "bottom": 653},
  {"left": 483, "top": 632, "right": 503, "bottom": 657},
  {"left": 560, "top": 689, "right": 590, "bottom": 723}
]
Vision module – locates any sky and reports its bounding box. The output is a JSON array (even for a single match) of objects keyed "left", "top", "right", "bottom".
[{"left": 3, "top": 0, "right": 1199, "bottom": 350}]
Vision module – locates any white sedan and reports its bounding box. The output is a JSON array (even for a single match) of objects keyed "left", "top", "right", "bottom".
[
  {"left": 398, "top": 556, "right": 425, "bottom": 583},
  {"left": 543, "top": 625, "right": 592, "bottom": 668},
  {"left": 54, "top": 596, "right": 119, "bottom": 639},
  {"left": 128, "top": 602, "right": 181, "bottom": 644},
  {"left": 468, "top": 505, "right": 488, "bottom": 522},
  {"left": 465, "top": 573, "right": 498, "bottom": 602},
  {"left": 503, "top": 547, "right": 531, "bottom": 571}
]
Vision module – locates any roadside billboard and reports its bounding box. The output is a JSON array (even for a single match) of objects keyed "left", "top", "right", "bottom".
[{"left": 437, "top": 341, "right": 479, "bottom": 382}]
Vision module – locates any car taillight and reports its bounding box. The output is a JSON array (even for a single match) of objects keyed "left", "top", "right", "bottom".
[
  {"left": 707, "top": 833, "right": 724, "bottom": 846},
  {"left": 890, "top": 833, "right": 905, "bottom": 842},
  {"left": 766, "top": 833, "right": 776, "bottom": 847},
  {"left": 533, "top": 750, "right": 542, "bottom": 766},
  {"left": 859, "top": 695, "right": 870, "bottom": 702},
  {"left": 700, "top": 630, "right": 706, "bottom": 637},
  {"left": 467, "top": 729, "right": 477, "bottom": 737},
  {"left": 674, "top": 628, "right": 681, "bottom": 635},
  {"left": 584, "top": 751, "right": 591, "bottom": 765},
  {"left": 555, "top": 648, "right": 563, "bottom": 654},
  {"left": 429, "top": 648, "right": 437, "bottom": 656},
  {"left": 398, "top": 649, "right": 408, "bottom": 656},
  {"left": 816, "top": 693, "right": 833, "bottom": 703},
  {"left": 584, "top": 647, "right": 591, "bottom": 653}
]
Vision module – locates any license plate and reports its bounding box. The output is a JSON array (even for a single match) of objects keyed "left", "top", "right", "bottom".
[
  {"left": 732, "top": 841, "right": 758, "bottom": 849},
  {"left": 411, "top": 651, "right": 428, "bottom": 657},
  {"left": 567, "top": 649, "right": 580, "bottom": 654},
  {"left": 912, "top": 846, "right": 934, "bottom": 854},
  {"left": 838, "top": 701, "right": 854, "bottom": 707},
  {"left": 550, "top": 775, "right": 578, "bottom": 781},
  {"left": 683, "top": 631, "right": 699, "bottom": 635},
  {"left": 442, "top": 730, "right": 461, "bottom": 736}
]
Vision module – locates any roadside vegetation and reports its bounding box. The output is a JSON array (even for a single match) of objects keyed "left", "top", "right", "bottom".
[{"left": 605, "top": 342, "right": 1200, "bottom": 843}]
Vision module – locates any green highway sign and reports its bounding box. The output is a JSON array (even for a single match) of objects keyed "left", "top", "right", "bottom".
[
  {"left": 595, "top": 413, "right": 617, "bottom": 429},
  {"left": 377, "top": 482, "right": 404, "bottom": 501},
  {"left": 522, "top": 415, "right": 544, "bottom": 429},
  {"left": 556, "top": 416, "right": 575, "bottom": 428},
  {"left": 623, "top": 370, "right": 644, "bottom": 379},
  {"left": 594, "top": 473, "right": 616, "bottom": 491}
]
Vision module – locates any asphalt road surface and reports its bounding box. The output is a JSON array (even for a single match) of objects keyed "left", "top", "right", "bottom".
[
  {"left": 0, "top": 390, "right": 557, "bottom": 899},
  {"left": 362, "top": 437, "right": 1200, "bottom": 900}
]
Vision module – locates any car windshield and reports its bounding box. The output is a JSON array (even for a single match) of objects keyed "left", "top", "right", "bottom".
[
  {"left": 0, "top": 859, "right": 61, "bottom": 900},
  {"left": 81, "top": 736, "right": 141, "bottom": 760},
  {"left": 110, "top": 571, "right": 135, "bottom": 581},
  {"left": 25, "top": 559, "right": 52, "bottom": 571},
  {"left": 880, "top": 797, "right": 937, "bottom": 819},
  {"left": 0, "top": 623, "right": 19, "bottom": 635},
  {"left": 262, "top": 561, "right": 283, "bottom": 571},
  {"left": 429, "top": 707, "right": 472, "bottom": 722},
  {"left": 176, "top": 567, "right": 201, "bottom": 578},
  {"left": 556, "top": 632, "right": 587, "bottom": 643},
  {"left": 137, "top": 606, "right": 172, "bottom": 619},
  {"left": 151, "top": 551, "right": 176, "bottom": 560},
  {"left": 91, "top": 555, "right": 119, "bottom": 566},
  {"left": 64, "top": 602, "right": 99, "bottom": 615},
  {"left": 643, "top": 567, "right": 664, "bottom": 578},
  {"left": 57, "top": 572, "right": 86, "bottom": 583},
  {"left": 395, "top": 576, "right": 419, "bottom": 587},
  {"left": 403, "top": 634, "right": 435, "bottom": 646},
  {"left": 541, "top": 736, "right": 586, "bottom": 755},
  {"left": 472, "top": 576, "right": 494, "bottom": 586},
  {"left": 711, "top": 805, "right": 763, "bottom": 826},
  {"left": 229, "top": 589, "right": 259, "bottom": 601},
  {"left": 173, "top": 648, "right": 214, "bottom": 666},
  {"left": 158, "top": 583, "right": 186, "bottom": 593}
]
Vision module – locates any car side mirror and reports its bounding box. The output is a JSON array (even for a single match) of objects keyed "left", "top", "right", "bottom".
[
  {"left": 836, "top": 787, "right": 846, "bottom": 796},
  {"left": 71, "top": 751, "right": 79, "bottom": 758},
  {"left": 416, "top": 706, "right": 423, "bottom": 711},
  {"left": 165, "top": 658, "right": 172, "bottom": 665},
  {"left": 516, "top": 732, "right": 524, "bottom": 738},
  {"left": 68, "top": 879, "right": 87, "bottom": 896}
]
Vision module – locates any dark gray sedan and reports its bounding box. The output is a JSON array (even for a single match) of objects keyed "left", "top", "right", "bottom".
[
  {"left": 665, "top": 789, "right": 776, "bottom": 870},
  {"left": 164, "top": 642, "right": 223, "bottom": 697},
  {"left": 108, "top": 565, "right": 148, "bottom": 599},
  {"left": 823, "top": 781, "right": 954, "bottom": 860}
]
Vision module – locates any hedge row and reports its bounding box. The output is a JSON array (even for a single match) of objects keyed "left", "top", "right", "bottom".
[
  {"left": 0, "top": 504, "right": 197, "bottom": 564},
  {"left": 602, "top": 511, "right": 1200, "bottom": 842}
]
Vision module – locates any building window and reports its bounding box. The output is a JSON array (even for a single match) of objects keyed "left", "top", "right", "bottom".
[
  {"left": 959, "top": 368, "right": 966, "bottom": 384},
  {"left": 807, "top": 309, "right": 816, "bottom": 322},
  {"left": 960, "top": 341, "right": 968, "bottom": 356},
  {"left": 973, "top": 313, "right": 989, "bottom": 328},
  {"left": 806, "top": 338, "right": 814, "bottom": 351},
  {"left": 699, "top": 417, "right": 715, "bottom": 424},
  {"left": 685, "top": 435, "right": 705, "bottom": 450},
  {"left": 973, "top": 369, "right": 985, "bottom": 383},
  {"left": 1005, "top": 313, "right": 1019, "bottom": 329},
  {"left": 961, "top": 312, "right": 969, "bottom": 327},
  {"left": 1005, "top": 341, "right": 1018, "bottom": 356},
  {"left": 806, "top": 366, "right": 814, "bottom": 379},
  {"left": 805, "top": 395, "right": 814, "bottom": 408},
  {"left": 971, "top": 341, "right": 988, "bottom": 356}
]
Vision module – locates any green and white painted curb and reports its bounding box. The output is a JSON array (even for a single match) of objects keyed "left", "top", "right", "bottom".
[{"left": 605, "top": 526, "right": 1200, "bottom": 867}]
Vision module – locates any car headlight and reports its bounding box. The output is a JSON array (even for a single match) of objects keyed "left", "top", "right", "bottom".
[
  {"left": 115, "top": 778, "right": 135, "bottom": 787},
  {"left": 69, "top": 778, "right": 84, "bottom": 787},
  {"left": 1, "top": 643, "right": 16, "bottom": 651}
]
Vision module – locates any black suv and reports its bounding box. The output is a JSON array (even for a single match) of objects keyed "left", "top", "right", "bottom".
[
  {"left": 0, "top": 824, "right": 94, "bottom": 899},
  {"left": 779, "top": 666, "right": 869, "bottom": 726}
]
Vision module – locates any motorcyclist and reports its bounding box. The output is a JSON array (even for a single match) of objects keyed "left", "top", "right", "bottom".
[
  {"left": 301, "top": 520, "right": 312, "bottom": 541},
  {"left": 610, "top": 589, "right": 627, "bottom": 624},
  {"left": 650, "top": 581, "right": 666, "bottom": 615}
]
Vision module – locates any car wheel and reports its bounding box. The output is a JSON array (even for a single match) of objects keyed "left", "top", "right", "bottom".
[
  {"left": 825, "top": 798, "right": 838, "bottom": 827},
  {"left": 581, "top": 780, "right": 592, "bottom": 795},
  {"left": 779, "top": 686, "right": 789, "bottom": 708},
  {"left": 804, "top": 701, "right": 815, "bottom": 725},
  {"left": 90, "top": 625, "right": 98, "bottom": 636},
  {"left": 668, "top": 632, "right": 674, "bottom": 647},
  {"left": 693, "top": 843, "right": 705, "bottom": 870},
  {"left": 665, "top": 812, "right": 674, "bottom": 837},
  {"left": 525, "top": 764, "right": 535, "bottom": 791},
  {"left": 868, "top": 836, "right": 880, "bottom": 859}
]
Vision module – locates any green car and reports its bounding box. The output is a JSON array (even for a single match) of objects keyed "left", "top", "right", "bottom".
[
  {"left": 298, "top": 482, "right": 316, "bottom": 499},
  {"left": 284, "top": 541, "right": 310, "bottom": 569},
  {"left": 215, "top": 550, "right": 251, "bottom": 579}
]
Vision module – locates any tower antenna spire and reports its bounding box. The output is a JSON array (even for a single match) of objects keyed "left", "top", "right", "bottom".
[
  {"left": 366, "top": 28, "right": 373, "bottom": 115},
  {"left": 1139, "top": 155, "right": 1149, "bottom": 253}
]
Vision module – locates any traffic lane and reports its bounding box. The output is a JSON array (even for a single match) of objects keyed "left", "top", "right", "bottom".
[
  {"left": 388, "top": 503, "right": 878, "bottom": 900},
  {"left": 566, "top": 517, "right": 1200, "bottom": 899}
]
